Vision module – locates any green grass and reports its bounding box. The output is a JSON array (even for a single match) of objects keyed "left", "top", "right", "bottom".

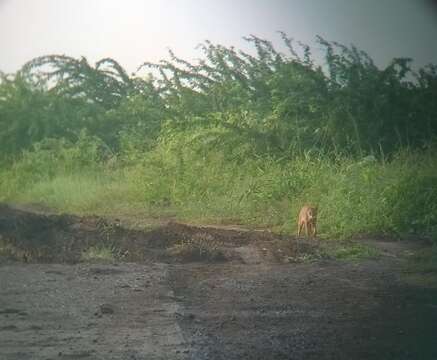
[
  {"left": 4, "top": 170, "right": 146, "bottom": 217},
  {"left": 81, "top": 245, "right": 116, "bottom": 262},
  {"left": 1, "top": 143, "right": 436, "bottom": 243},
  {"left": 327, "top": 242, "right": 381, "bottom": 261}
]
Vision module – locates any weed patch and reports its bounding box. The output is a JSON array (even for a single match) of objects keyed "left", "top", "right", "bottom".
[
  {"left": 81, "top": 245, "right": 117, "bottom": 262},
  {"left": 327, "top": 242, "right": 381, "bottom": 261}
]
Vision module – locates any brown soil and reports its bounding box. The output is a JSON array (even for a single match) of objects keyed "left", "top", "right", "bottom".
[
  {"left": 0, "top": 203, "right": 436, "bottom": 359},
  {"left": 0, "top": 203, "right": 317, "bottom": 264}
]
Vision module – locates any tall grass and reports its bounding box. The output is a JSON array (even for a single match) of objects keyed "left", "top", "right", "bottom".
[
  {"left": 2, "top": 138, "right": 436, "bottom": 241},
  {"left": 0, "top": 135, "right": 146, "bottom": 216},
  {"left": 132, "top": 146, "right": 437, "bottom": 239}
]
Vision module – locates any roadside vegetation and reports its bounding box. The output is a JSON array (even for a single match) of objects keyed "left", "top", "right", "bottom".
[
  {"left": 81, "top": 245, "right": 117, "bottom": 262},
  {"left": 1, "top": 34, "right": 436, "bottom": 247}
]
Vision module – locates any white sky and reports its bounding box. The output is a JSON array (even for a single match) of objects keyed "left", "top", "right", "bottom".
[{"left": 1, "top": 0, "right": 437, "bottom": 74}]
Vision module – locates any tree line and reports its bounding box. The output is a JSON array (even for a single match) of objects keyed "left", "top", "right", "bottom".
[{"left": 1, "top": 34, "right": 436, "bottom": 161}]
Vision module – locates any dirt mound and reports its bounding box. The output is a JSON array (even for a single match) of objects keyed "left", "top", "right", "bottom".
[{"left": 0, "top": 203, "right": 319, "bottom": 264}]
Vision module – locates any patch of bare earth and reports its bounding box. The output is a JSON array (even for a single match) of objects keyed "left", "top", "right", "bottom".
[
  {"left": 0, "top": 203, "right": 436, "bottom": 359},
  {"left": 0, "top": 263, "right": 190, "bottom": 360}
]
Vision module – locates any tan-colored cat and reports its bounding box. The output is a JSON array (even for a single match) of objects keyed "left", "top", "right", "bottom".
[{"left": 297, "top": 205, "right": 318, "bottom": 237}]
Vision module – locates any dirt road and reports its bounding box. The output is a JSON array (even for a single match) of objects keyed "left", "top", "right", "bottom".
[
  {"left": 0, "top": 263, "right": 190, "bottom": 360},
  {"left": 170, "top": 260, "right": 437, "bottom": 359},
  {"left": 0, "top": 204, "right": 436, "bottom": 359}
]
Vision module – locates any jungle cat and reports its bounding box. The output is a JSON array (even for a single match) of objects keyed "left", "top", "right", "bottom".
[{"left": 297, "top": 205, "right": 318, "bottom": 237}]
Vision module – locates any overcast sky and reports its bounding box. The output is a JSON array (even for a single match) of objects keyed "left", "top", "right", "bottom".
[{"left": 1, "top": 0, "right": 437, "bottom": 74}]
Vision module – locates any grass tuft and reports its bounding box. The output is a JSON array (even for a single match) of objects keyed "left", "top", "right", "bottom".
[
  {"left": 81, "top": 245, "right": 116, "bottom": 262},
  {"left": 328, "top": 242, "right": 381, "bottom": 261}
]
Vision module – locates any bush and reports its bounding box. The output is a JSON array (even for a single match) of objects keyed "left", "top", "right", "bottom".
[{"left": 386, "top": 174, "right": 437, "bottom": 237}]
